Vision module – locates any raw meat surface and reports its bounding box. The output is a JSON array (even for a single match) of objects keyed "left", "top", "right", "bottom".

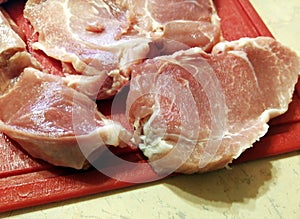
[
  {"left": 111, "top": 0, "right": 220, "bottom": 51},
  {"left": 23, "top": 0, "right": 220, "bottom": 99},
  {"left": 0, "top": 8, "right": 39, "bottom": 93},
  {"left": 0, "top": 68, "right": 131, "bottom": 169},
  {"left": 126, "top": 37, "right": 300, "bottom": 174},
  {"left": 24, "top": 0, "right": 151, "bottom": 99}
]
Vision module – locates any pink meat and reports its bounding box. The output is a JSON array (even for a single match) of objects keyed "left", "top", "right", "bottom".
[
  {"left": 0, "top": 8, "right": 39, "bottom": 93},
  {"left": 24, "top": 0, "right": 152, "bottom": 99},
  {"left": 124, "top": 0, "right": 220, "bottom": 50},
  {"left": 126, "top": 37, "right": 300, "bottom": 174},
  {"left": 0, "top": 68, "right": 131, "bottom": 169},
  {"left": 24, "top": 0, "right": 220, "bottom": 99},
  {"left": 0, "top": 9, "right": 130, "bottom": 169}
]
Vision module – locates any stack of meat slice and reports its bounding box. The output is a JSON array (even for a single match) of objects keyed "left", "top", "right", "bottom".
[
  {"left": 24, "top": 0, "right": 221, "bottom": 99},
  {"left": 0, "top": 0, "right": 299, "bottom": 174},
  {"left": 0, "top": 8, "right": 131, "bottom": 169}
]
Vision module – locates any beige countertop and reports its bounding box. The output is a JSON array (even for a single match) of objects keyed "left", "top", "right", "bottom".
[{"left": 1, "top": 0, "right": 300, "bottom": 218}]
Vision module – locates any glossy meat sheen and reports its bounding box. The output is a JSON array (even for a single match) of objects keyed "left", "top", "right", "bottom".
[
  {"left": 24, "top": 0, "right": 220, "bottom": 99},
  {"left": 0, "top": 68, "right": 130, "bottom": 169},
  {"left": 126, "top": 37, "right": 300, "bottom": 174}
]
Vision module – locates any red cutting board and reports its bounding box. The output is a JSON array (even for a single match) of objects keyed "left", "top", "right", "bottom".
[{"left": 0, "top": 0, "right": 300, "bottom": 213}]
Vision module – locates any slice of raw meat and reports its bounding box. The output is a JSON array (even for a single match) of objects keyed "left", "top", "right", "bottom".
[
  {"left": 23, "top": 0, "right": 221, "bottom": 99},
  {"left": 126, "top": 37, "right": 300, "bottom": 174},
  {"left": 0, "top": 67, "right": 131, "bottom": 169},
  {"left": 23, "top": 0, "right": 153, "bottom": 99},
  {"left": 121, "top": 0, "right": 221, "bottom": 51},
  {"left": 0, "top": 8, "right": 39, "bottom": 93}
]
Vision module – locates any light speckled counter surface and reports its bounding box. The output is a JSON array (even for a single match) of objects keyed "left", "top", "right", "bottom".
[{"left": 1, "top": 0, "right": 300, "bottom": 218}]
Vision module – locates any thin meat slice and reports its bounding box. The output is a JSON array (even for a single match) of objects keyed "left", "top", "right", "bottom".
[
  {"left": 0, "top": 67, "right": 131, "bottom": 169},
  {"left": 126, "top": 37, "right": 300, "bottom": 174},
  {"left": 23, "top": 0, "right": 153, "bottom": 99},
  {"left": 120, "top": 0, "right": 221, "bottom": 52},
  {"left": 0, "top": 8, "right": 39, "bottom": 93}
]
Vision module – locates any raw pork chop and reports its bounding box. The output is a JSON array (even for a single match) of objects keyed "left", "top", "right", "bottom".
[
  {"left": 0, "top": 67, "right": 131, "bottom": 169},
  {"left": 126, "top": 37, "right": 300, "bottom": 174},
  {"left": 109, "top": 0, "right": 220, "bottom": 51},
  {"left": 24, "top": 0, "right": 220, "bottom": 99}
]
